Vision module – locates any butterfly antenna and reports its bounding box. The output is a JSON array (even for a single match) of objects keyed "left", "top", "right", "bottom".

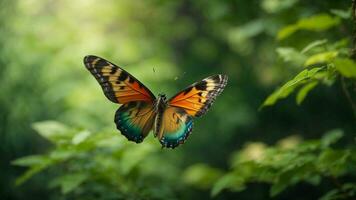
[
  {"left": 174, "top": 71, "right": 187, "bottom": 81},
  {"left": 153, "top": 67, "right": 163, "bottom": 94}
]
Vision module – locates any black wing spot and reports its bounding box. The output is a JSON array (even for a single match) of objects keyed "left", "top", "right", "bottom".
[
  {"left": 120, "top": 86, "right": 125, "bottom": 90},
  {"left": 118, "top": 72, "right": 128, "bottom": 81},
  {"left": 96, "top": 59, "right": 108, "bottom": 67},
  {"left": 110, "top": 67, "right": 118, "bottom": 75},
  {"left": 195, "top": 80, "right": 207, "bottom": 90}
]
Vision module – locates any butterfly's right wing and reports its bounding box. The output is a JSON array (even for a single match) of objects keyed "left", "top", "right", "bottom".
[
  {"left": 115, "top": 101, "right": 156, "bottom": 143},
  {"left": 169, "top": 74, "right": 228, "bottom": 117},
  {"left": 156, "top": 106, "right": 193, "bottom": 148}
]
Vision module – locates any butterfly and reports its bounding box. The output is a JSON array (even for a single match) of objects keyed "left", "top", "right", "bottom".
[{"left": 84, "top": 55, "right": 228, "bottom": 148}]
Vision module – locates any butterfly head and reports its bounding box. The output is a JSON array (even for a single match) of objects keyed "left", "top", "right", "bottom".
[
  {"left": 155, "top": 93, "right": 168, "bottom": 112},
  {"left": 158, "top": 93, "right": 167, "bottom": 101}
]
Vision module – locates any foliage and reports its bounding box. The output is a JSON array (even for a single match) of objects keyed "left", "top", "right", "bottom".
[
  {"left": 182, "top": 1, "right": 356, "bottom": 199},
  {"left": 185, "top": 130, "right": 356, "bottom": 199},
  {"left": 13, "top": 121, "right": 182, "bottom": 199},
  {"left": 262, "top": 14, "right": 353, "bottom": 107}
]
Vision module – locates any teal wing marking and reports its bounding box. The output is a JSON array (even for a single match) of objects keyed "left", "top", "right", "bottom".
[
  {"left": 115, "top": 101, "right": 155, "bottom": 143},
  {"left": 158, "top": 107, "right": 194, "bottom": 148}
]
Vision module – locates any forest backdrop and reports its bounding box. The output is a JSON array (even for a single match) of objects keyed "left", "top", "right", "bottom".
[{"left": 1, "top": 0, "right": 355, "bottom": 199}]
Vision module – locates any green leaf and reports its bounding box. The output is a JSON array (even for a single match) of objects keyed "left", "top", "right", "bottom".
[
  {"left": 261, "top": 0, "right": 298, "bottom": 13},
  {"left": 330, "top": 8, "right": 351, "bottom": 19},
  {"left": 270, "top": 181, "right": 288, "bottom": 197},
  {"left": 72, "top": 130, "right": 91, "bottom": 145},
  {"left": 12, "top": 155, "right": 49, "bottom": 167},
  {"left": 15, "top": 161, "right": 52, "bottom": 186},
  {"left": 297, "top": 14, "right": 340, "bottom": 31},
  {"left": 320, "top": 183, "right": 356, "bottom": 200},
  {"left": 183, "top": 164, "right": 223, "bottom": 189},
  {"left": 296, "top": 81, "right": 318, "bottom": 105},
  {"left": 321, "top": 129, "right": 343, "bottom": 148},
  {"left": 211, "top": 173, "right": 245, "bottom": 197},
  {"left": 333, "top": 58, "right": 356, "bottom": 78},
  {"left": 276, "top": 47, "right": 306, "bottom": 65},
  {"left": 32, "top": 121, "right": 71, "bottom": 143},
  {"left": 278, "top": 14, "right": 340, "bottom": 40},
  {"left": 301, "top": 39, "right": 328, "bottom": 54},
  {"left": 49, "top": 148, "right": 75, "bottom": 162},
  {"left": 304, "top": 51, "right": 338, "bottom": 66},
  {"left": 49, "top": 173, "right": 88, "bottom": 194},
  {"left": 277, "top": 25, "right": 298, "bottom": 40},
  {"left": 119, "top": 144, "right": 155, "bottom": 175},
  {"left": 261, "top": 68, "right": 321, "bottom": 107},
  {"left": 318, "top": 149, "right": 350, "bottom": 176},
  {"left": 227, "top": 19, "right": 266, "bottom": 53}
]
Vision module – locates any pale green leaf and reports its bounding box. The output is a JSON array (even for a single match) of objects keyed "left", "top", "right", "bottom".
[
  {"left": 330, "top": 8, "right": 351, "bottom": 19},
  {"left": 32, "top": 121, "right": 71, "bottom": 143},
  {"left": 321, "top": 129, "right": 343, "bottom": 148},
  {"left": 72, "top": 130, "right": 91, "bottom": 145},
  {"left": 304, "top": 51, "right": 338, "bottom": 66},
  {"left": 301, "top": 39, "right": 328, "bottom": 54},
  {"left": 277, "top": 14, "right": 340, "bottom": 40},
  {"left": 12, "top": 155, "right": 49, "bottom": 167},
  {"left": 49, "top": 173, "right": 88, "bottom": 194},
  {"left": 119, "top": 144, "right": 155, "bottom": 175},
  {"left": 296, "top": 81, "right": 318, "bottom": 105},
  {"left": 277, "top": 25, "right": 298, "bottom": 40},
  {"left": 276, "top": 47, "right": 306, "bottom": 65},
  {"left": 334, "top": 58, "right": 356, "bottom": 78},
  {"left": 211, "top": 173, "right": 245, "bottom": 197},
  {"left": 227, "top": 19, "right": 266, "bottom": 53},
  {"left": 15, "top": 161, "right": 52, "bottom": 186},
  {"left": 261, "top": 0, "right": 298, "bottom": 14},
  {"left": 297, "top": 14, "right": 340, "bottom": 31},
  {"left": 49, "top": 149, "right": 75, "bottom": 162},
  {"left": 183, "top": 164, "right": 223, "bottom": 189}
]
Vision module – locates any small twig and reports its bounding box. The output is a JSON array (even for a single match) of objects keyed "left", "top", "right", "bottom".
[
  {"left": 345, "top": 0, "right": 356, "bottom": 122},
  {"left": 341, "top": 77, "right": 356, "bottom": 122},
  {"left": 329, "top": 176, "right": 355, "bottom": 199},
  {"left": 331, "top": 175, "right": 342, "bottom": 189}
]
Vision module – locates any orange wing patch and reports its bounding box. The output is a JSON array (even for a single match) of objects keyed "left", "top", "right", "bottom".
[
  {"left": 84, "top": 55, "right": 155, "bottom": 104},
  {"left": 169, "top": 75, "right": 228, "bottom": 117}
]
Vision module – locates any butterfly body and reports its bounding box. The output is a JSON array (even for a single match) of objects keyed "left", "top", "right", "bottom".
[
  {"left": 153, "top": 94, "right": 168, "bottom": 139},
  {"left": 84, "top": 55, "right": 227, "bottom": 148}
]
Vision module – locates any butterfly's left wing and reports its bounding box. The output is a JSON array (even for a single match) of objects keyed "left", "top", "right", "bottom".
[
  {"left": 84, "top": 55, "right": 156, "bottom": 143},
  {"left": 84, "top": 55, "right": 155, "bottom": 104},
  {"left": 168, "top": 74, "right": 228, "bottom": 117}
]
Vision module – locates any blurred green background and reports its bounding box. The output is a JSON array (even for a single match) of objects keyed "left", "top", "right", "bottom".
[{"left": 1, "top": 0, "right": 356, "bottom": 199}]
